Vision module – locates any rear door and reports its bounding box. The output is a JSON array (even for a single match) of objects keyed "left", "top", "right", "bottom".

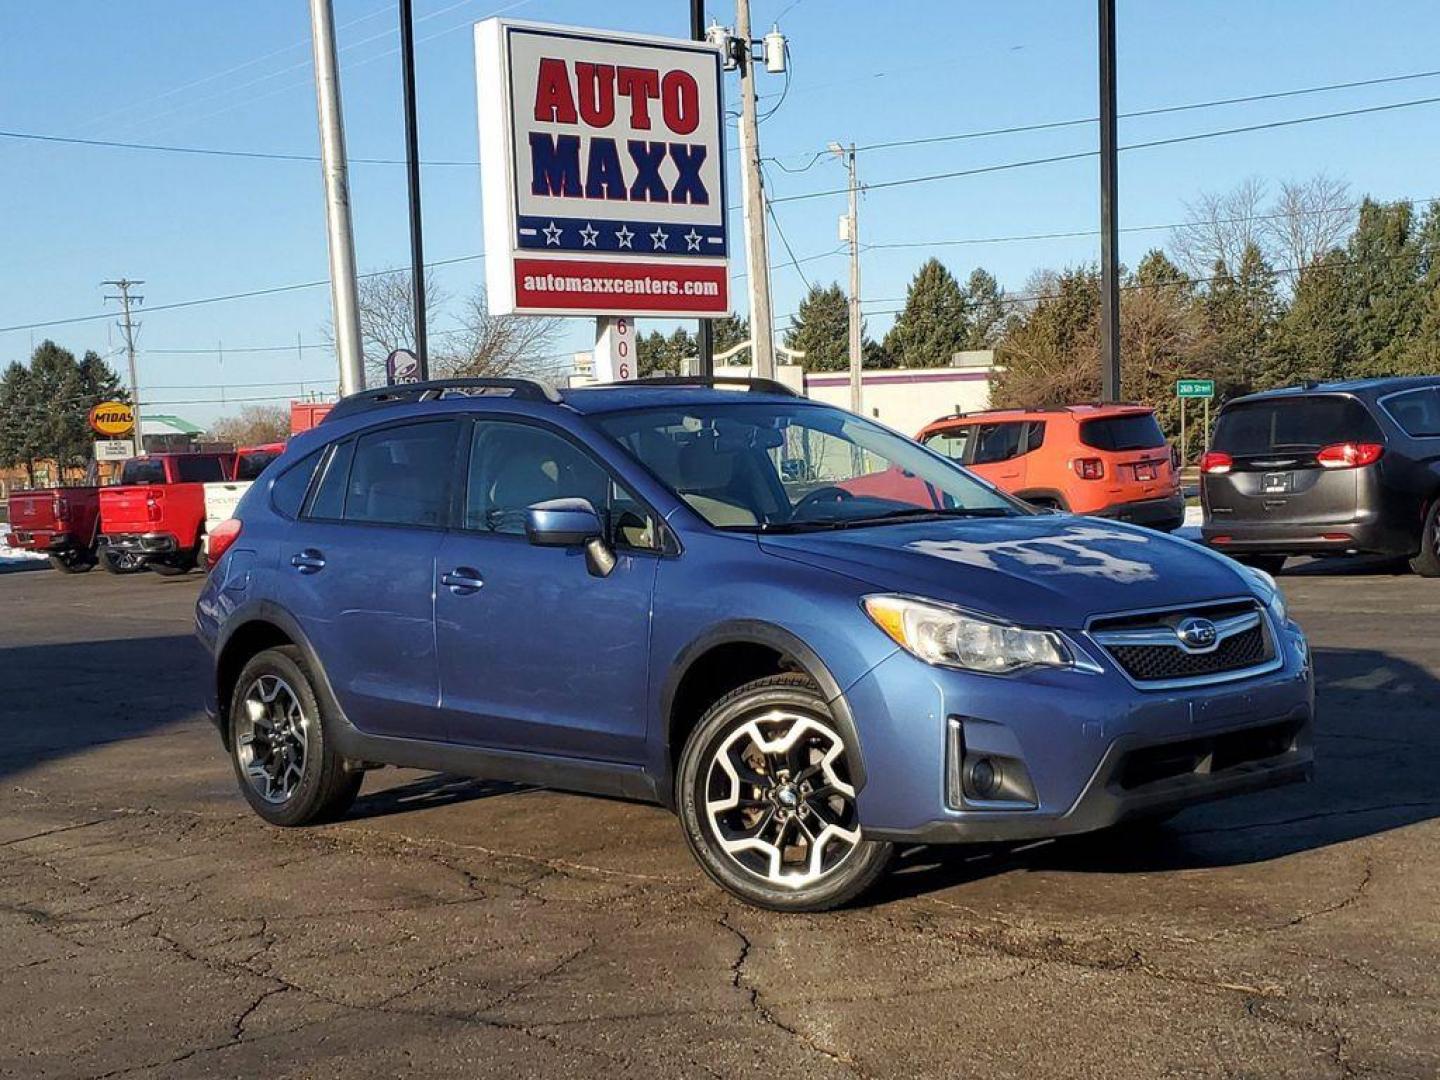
[
  {"left": 968, "top": 421, "right": 1028, "bottom": 490},
  {"left": 282, "top": 418, "right": 461, "bottom": 740},
  {"left": 1205, "top": 395, "right": 1383, "bottom": 525}
]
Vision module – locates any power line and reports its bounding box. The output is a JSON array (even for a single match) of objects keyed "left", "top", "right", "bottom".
[
  {"left": 0, "top": 128, "right": 475, "bottom": 167},
  {"left": 770, "top": 94, "right": 1440, "bottom": 205}
]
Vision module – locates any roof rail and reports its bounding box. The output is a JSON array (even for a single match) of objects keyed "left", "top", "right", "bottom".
[
  {"left": 321, "top": 377, "right": 562, "bottom": 423},
  {"left": 606, "top": 375, "right": 802, "bottom": 398}
]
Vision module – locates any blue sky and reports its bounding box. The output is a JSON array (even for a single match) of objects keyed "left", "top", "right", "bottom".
[{"left": 4, "top": 0, "right": 1440, "bottom": 428}]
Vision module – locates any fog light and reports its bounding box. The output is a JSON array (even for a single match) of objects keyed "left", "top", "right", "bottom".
[{"left": 967, "top": 757, "right": 1001, "bottom": 800}]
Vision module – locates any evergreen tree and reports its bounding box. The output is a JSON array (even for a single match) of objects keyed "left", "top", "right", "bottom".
[
  {"left": 1345, "top": 199, "right": 1426, "bottom": 375},
  {"left": 883, "top": 258, "right": 971, "bottom": 367},
  {"left": 1203, "top": 243, "right": 1279, "bottom": 392},
  {"left": 636, "top": 328, "right": 696, "bottom": 376},
  {"left": 1270, "top": 250, "right": 1353, "bottom": 384},
  {"left": 992, "top": 266, "right": 1102, "bottom": 407},
  {"left": 1401, "top": 202, "right": 1440, "bottom": 372},
  {"left": 784, "top": 283, "right": 854, "bottom": 371},
  {"left": 711, "top": 314, "right": 751, "bottom": 359},
  {"left": 964, "top": 267, "right": 1007, "bottom": 349},
  {"left": 0, "top": 361, "right": 41, "bottom": 484}
]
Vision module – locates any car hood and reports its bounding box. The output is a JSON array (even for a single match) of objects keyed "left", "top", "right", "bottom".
[{"left": 757, "top": 515, "right": 1252, "bottom": 629}]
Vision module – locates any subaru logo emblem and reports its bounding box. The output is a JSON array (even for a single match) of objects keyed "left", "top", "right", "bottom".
[{"left": 1175, "top": 617, "right": 1219, "bottom": 651}]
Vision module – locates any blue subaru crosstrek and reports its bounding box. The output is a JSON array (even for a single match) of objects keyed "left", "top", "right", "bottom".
[{"left": 196, "top": 377, "right": 1314, "bottom": 911}]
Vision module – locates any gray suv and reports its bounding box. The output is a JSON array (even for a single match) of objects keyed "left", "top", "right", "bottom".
[{"left": 1200, "top": 377, "right": 1440, "bottom": 576}]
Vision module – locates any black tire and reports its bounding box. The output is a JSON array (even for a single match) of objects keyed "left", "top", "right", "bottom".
[
  {"left": 48, "top": 550, "right": 95, "bottom": 574},
  {"left": 98, "top": 548, "right": 145, "bottom": 575},
  {"left": 1410, "top": 500, "right": 1440, "bottom": 578},
  {"left": 229, "top": 645, "right": 362, "bottom": 827},
  {"left": 1236, "top": 554, "right": 1287, "bottom": 576},
  {"left": 150, "top": 541, "right": 200, "bottom": 577},
  {"left": 676, "top": 673, "right": 892, "bottom": 912}
]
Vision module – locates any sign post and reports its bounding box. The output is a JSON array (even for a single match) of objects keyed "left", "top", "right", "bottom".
[
  {"left": 1176, "top": 379, "right": 1216, "bottom": 463},
  {"left": 474, "top": 19, "right": 730, "bottom": 321},
  {"left": 593, "top": 317, "right": 636, "bottom": 382}
]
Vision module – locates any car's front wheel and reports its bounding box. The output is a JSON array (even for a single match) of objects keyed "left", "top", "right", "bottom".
[
  {"left": 677, "top": 673, "right": 891, "bottom": 911},
  {"left": 229, "top": 646, "right": 361, "bottom": 826}
]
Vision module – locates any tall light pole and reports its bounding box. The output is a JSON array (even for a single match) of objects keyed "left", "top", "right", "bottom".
[
  {"left": 830, "top": 142, "right": 861, "bottom": 414},
  {"left": 102, "top": 279, "right": 144, "bottom": 454},
  {"left": 691, "top": 0, "right": 713, "bottom": 376},
  {"left": 399, "top": 0, "right": 429, "bottom": 379},
  {"left": 309, "top": 0, "right": 365, "bottom": 395},
  {"left": 1098, "top": 0, "right": 1121, "bottom": 402},
  {"left": 734, "top": 0, "right": 776, "bottom": 378}
]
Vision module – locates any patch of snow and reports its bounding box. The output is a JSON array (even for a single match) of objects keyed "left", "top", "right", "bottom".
[{"left": 0, "top": 538, "right": 49, "bottom": 566}]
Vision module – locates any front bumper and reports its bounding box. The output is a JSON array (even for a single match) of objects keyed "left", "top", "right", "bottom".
[
  {"left": 102, "top": 532, "right": 179, "bottom": 556},
  {"left": 1093, "top": 493, "right": 1186, "bottom": 532},
  {"left": 845, "top": 616, "right": 1314, "bottom": 844}
]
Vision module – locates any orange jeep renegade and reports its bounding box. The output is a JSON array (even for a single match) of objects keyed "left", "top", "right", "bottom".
[{"left": 917, "top": 404, "right": 1184, "bottom": 531}]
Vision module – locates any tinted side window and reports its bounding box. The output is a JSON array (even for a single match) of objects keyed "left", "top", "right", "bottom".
[
  {"left": 235, "top": 450, "right": 282, "bottom": 481},
  {"left": 342, "top": 421, "right": 459, "bottom": 527},
  {"left": 176, "top": 456, "right": 228, "bottom": 482},
  {"left": 270, "top": 449, "right": 323, "bottom": 519},
  {"left": 304, "top": 439, "right": 355, "bottom": 520},
  {"left": 1213, "top": 396, "right": 1382, "bottom": 454},
  {"left": 924, "top": 427, "right": 972, "bottom": 461},
  {"left": 1024, "top": 421, "right": 1047, "bottom": 453},
  {"left": 1383, "top": 388, "right": 1440, "bottom": 437},
  {"left": 1079, "top": 414, "right": 1166, "bottom": 451},
  {"left": 466, "top": 420, "right": 658, "bottom": 549},
  {"left": 971, "top": 422, "right": 1024, "bottom": 464}
]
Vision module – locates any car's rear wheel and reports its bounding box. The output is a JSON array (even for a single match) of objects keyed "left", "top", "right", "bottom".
[
  {"left": 1410, "top": 499, "right": 1440, "bottom": 578},
  {"left": 48, "top": 549, "right": 95, "bottom": 574},
  {"left": 677, "top": 673, "right": 891, "bottom": 911},
  {"left": 230, "top": 646, "right": 361, "bottom": 827},
  {"left": 150, "top": 542, "right": 200, "bottom": 577},
  {"left": 98, "top": 548, "right": 145, "bottom": 575}
]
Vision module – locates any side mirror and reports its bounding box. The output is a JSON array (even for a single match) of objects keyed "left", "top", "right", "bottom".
[{"left": 524, "top": 498, "right": 616, "bottom": 577}]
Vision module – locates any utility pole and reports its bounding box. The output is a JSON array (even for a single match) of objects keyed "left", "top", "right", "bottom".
[
  {"left": 399, "top": 0, "right": 429, "bottom": 379},
  {"left": 830, "top": 143, "right": 862, "bottom": 414},
  {"left": 734, "top": 0, "right": 775, "bottom": 378},
  {"left": 309, "top": 0, "right": 365, "bottom": 396},
  {"left": 1098, "top": 0, "right": 1121, "bottom": 402},
  {"left": 102, "top": 279, "right": 145, "bottom": 455},
  {"left": 691, "top": 0, "right": 714, "bottom": 376}
]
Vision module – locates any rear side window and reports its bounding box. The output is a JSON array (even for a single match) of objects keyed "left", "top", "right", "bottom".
[
  {"left": 1382, "top": 387, "right": 1440, "bottom": 437},
  {"left": 971, "top": 422, "right": 1025, "bottom": 464},
  {"left": 175, "top": 456, "right": 227, "bottom": 482},
  {"left": 235, "top": 450, "right": 282, "bottom": 481},
  {"left": 305, "top": 439, "right": 355, "bottom": 521},
  {"left": 1079, "top": 413, "right": 1165, "bottom": 451},
  {"left": 342, "top": 421, "right": 460, "bottom": 527},
  {"left": 120, "top": 459, "right": 165, "bottom": 485},
  {"left": 270, "top": 449, "right": 323, "bottom": 518},
  {"left": 1024, "top": 421, "right": 1046, "bottom": 453},
  {"left": 1214, "top": 396, "right": 1382, "bottom": 454},
  {"left": 924, "top": 427, "right": 972, "bottom": 461}
]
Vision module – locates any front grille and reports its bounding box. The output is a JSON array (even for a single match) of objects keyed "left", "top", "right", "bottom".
[
  {"left": 1089, "top": 599, "right": 1277, "bottom": 686},
  {"left": 1108, "top": 624, "right": 1267, "bottom": 681}
]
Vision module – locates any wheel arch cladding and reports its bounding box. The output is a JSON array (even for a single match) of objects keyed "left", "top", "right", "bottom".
[
  {"left": 659, "top": 620, "right": 868, "bottom": 807},
  {"left": 215, "top": 619, "right": 296, "bottom": 744}
]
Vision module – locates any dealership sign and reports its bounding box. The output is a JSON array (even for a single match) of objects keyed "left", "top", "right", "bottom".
[
  {"left": 88, "top": 401, "right": 135, "bottom": 436},
  {"left": 475, "top": 19, "right": 729, "bottom": 317}
]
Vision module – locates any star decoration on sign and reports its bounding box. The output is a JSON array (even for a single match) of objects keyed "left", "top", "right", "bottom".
[
  {"left": 578, "top": 223, "right": 599, "bottom": 247},
  {"left": 684, "top": 229, "right": 703, "bottom": 252},
  {"left": 615, "top": 225, "right": 634, "bottom": 249},
  {"left": 650, "top": 227, "right": 669, "bottom": 251},
  {"left": 541, "top": 221, "right": 563, "bottom": 246}
]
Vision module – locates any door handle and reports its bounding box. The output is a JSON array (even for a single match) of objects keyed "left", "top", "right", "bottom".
[
  {"left": 290, "top": 549, "right": 326, "bottom": 573},
  {"left": 441, "top": 566, "right": 484, "bottom": 594}
]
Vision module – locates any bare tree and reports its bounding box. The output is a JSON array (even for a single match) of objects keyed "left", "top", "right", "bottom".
[
  {"left": 1169, "top": 176, "right": 1268, "bottom": 277},
  {"left": 352, "top": 269, "right": 447, "bottom": 385},
  {"left": 209, "top": 404, "right": 290, "bottom": 446},
  {"left": 435, "top": 290, "right": 565, "bottom": 380},
  {"left": 1263, "top": 173, "right": 1353, "bottom": 276}
]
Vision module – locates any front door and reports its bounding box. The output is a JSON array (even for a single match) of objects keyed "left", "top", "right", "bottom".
[{"left": 434, "top": 418, "right": 660, "bottom": 763}]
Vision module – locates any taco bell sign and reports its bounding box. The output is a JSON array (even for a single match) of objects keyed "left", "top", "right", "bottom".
[{"left": 475, "top": 19, "right": 729, "bottom": 318}]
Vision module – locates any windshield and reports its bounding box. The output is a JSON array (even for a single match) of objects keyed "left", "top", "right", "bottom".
[
  {"left": 120, "top": 459, "right": 165, "bottom": 485},
  {"left": 595, "top": 401, "right": 1022, "bottom": 531}
]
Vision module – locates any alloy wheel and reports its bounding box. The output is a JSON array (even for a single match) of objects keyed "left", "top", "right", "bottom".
[
  {"left": 703, "top": 710, "right": 862, "bottom": 889},
  {"left": 235, "top": 675, "right": 310, "bottom": 804}
]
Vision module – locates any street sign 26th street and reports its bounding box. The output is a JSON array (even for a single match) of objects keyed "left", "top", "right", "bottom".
[{"left": 1177, "top": 378, "right": 1215, "bottom": 399}]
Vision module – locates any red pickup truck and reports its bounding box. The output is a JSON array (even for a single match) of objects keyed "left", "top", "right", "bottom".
[
  {"left": 4, "top": 487, "right": 103, "bottom": 572},
  {"left": 99, "top": 452, "right": 235, "bottom": 575}
]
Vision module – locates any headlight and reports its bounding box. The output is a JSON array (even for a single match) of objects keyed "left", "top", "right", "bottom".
[
  {"left": 1241, "top": 566, "right": 1287, "bottom": 623},
  {"left": 863, "top": 594, "right": 1072, "bottom": 674}
]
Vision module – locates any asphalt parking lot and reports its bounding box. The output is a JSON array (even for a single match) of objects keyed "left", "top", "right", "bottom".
[{"left": 2, "top": 562, "right": 1438, "bottom": 1079}]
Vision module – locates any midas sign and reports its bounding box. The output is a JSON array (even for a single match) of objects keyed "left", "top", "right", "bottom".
[
  {"left": 475, "top": 19, "right": 729, "bottom": 318},
  {"left": 88, "top": 401, "right": 135, "bottom": 436}
]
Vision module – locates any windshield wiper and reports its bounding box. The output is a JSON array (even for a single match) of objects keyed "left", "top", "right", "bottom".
[{"left": 786, "top": 506, "right": 1017, "bottom": 531}]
